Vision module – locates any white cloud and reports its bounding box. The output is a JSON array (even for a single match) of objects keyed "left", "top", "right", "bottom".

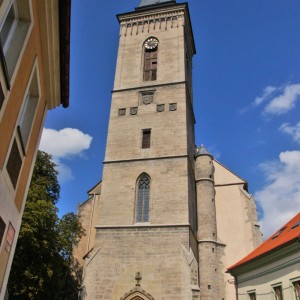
[
  {"left": 39, "top": 128, "right": 93, "bottom": 181},
  {"left": 279, "top": 122, "right": 300, "bottom": 144},
  {"left": 253, "top": 85, "right": 277, "bottom": 106},
  {"left": 40, "top": 128, "right": 93, "bottom": 158},
  {"left": 264, "top": 83, "right": 300, "bottom": 115},
  {"left": 255, "top": 151, "right": 300, "bottom": 238},
  {"left": 239, "top": 85, "right": 278, "bottom": 115}
]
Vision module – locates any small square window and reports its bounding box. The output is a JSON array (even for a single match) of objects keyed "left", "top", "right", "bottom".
[{"left": 142, "top": 129, "right": 151, "bottom": 149}]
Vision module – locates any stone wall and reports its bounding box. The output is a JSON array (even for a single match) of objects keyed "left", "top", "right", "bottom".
[{"left": 82, "top": 226, "right": 198, "bottom": 300}]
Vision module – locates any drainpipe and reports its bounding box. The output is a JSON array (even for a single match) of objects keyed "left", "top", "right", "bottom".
[{"left": 234, "top": 275, "right": 239, "bottom": 300}]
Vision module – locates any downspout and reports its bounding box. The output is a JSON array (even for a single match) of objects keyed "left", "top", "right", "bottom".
[{"left": 234, "top": 275, "right": 239, "bottom": 300}]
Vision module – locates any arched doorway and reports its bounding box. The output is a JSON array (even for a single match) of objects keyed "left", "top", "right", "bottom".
[{"left": 121, "top": 289, "right": 155, "bottom": 300}]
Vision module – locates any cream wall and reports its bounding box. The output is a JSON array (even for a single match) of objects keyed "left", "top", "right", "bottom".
[
  {"left": 214, "top": 160, "right": 262, "bottom": 300},
  {"left": 234, "top": 244, "right": 300, "bottom": 299},
  {"left": 0, "top": 0, "right": 62, "bottom": 297}
]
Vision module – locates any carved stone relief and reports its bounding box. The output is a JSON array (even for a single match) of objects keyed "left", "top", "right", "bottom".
[
  {"left": 118, "top": 108, "right": 126, "bottom": 116},
  {"left": 169, "top": 103, "right": 177, "bottom": 111},
  {"left": 156, "top": 104, "right": 165, "bottom": 112}
]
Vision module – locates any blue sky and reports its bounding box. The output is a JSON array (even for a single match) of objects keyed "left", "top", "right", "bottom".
[{"left": 40, "top": 0, "right": 300, "bottom": 239}]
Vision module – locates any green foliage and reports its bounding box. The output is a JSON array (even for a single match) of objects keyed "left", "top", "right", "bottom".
[
  {"left": 8, "top": 151, "right": 84, "bottom": 300},
  {"left": 27, "top": 151, "right": 60, "bottom": 204}
]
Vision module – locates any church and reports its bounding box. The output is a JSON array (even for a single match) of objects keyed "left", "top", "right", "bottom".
[{"left": 73, "top": 1, "right": 262, "bottom": 299}]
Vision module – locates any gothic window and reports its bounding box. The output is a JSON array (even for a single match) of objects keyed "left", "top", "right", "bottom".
[
  {"left": 143, "top": 37, "right": 159, "bottom": 81},
  {"left": 136, "top": 173, "right": 150, "bottom": 222}
]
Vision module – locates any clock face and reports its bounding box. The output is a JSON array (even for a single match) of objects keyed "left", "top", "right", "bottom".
[{"left": 144, "top": 38, "right": 159, "bottom": 50}]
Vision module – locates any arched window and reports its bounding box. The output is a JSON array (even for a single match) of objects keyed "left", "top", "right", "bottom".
[
  {"left": 136, "top": 173, "right": 150, "bottom": 222},
  {"left": 143, "top": 37, "right": 159, "bottom": 81}
]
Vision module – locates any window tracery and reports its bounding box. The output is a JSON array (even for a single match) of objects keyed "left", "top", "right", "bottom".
[{"left": 136, "top": 173, "right": 150, "bottom": 222}]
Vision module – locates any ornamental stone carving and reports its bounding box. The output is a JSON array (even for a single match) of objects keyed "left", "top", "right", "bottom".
[
  {"left": 130, "top": 107, "right": 138, "bottom": 115},
  {"left": 169, "top": 103, "right": 177, "bottom": 111},
  {"left": 156, "top": 104, "right": 164, "bottom": 112},
  {"left": 118, "top": 108, "right": 126, "bottom": 116},
  {"left": 140, "top": 90, "right": 156, "bottom": 105}
]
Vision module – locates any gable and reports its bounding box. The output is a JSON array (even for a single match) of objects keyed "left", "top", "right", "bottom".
[{"left": 214, "top": 160, "right": 246, "bottom": 186}]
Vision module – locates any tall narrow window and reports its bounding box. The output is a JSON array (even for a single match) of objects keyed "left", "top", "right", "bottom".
[
  {"left": 0, "top": 217, "right": 6, "bottom": 247},
  {"left": 142, "top": 129, "right": 151, "bottom": 149},
  {"left": 143, "top": 37, "right": 159, "bottom": 81},
  {"left": 0, "top": 1, "right": 18, "bottom": 53},
  {"left": 6, "top": 138, "right": 22, "bottom": 188},
  {"left": 0, "top": 83, "right": 4, "bottom": 111},
  {"left": 293, "top": 281, "right": 300, "bottom": 299},
  {"left": 0, "top": 0, "right": 31, "bottom": 81},
  {"left": 18, "top": 70, "right": 39, "bottom": 151},
  {"left": 136, "top": 174, "right": 150, "bottom": 223},
  {"left": 5, "top": 62, "right": 39, "bottom": 189},
  {"left": 273, "top": 286, "right": 283, "bottom": 300}
]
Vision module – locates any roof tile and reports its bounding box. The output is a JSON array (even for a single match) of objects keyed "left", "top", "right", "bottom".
[{"left": 228, "top": 212, "right": 300, "bottom": 270}]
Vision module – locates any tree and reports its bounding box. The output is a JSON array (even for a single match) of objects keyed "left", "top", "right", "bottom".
[{"left": 8, "top": 151, "right": 84, "bottom": 300}]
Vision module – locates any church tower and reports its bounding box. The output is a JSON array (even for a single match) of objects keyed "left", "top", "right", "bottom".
[
  {"left": 76, "top": 1, "right": 262, "bottom": 299},
  {"left": 81, "top": 1, "right": 200, "bottom": 299}
]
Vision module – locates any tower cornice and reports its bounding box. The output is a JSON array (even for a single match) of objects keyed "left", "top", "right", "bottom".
[{"left": 117, "top": 3, "right": 196, "bottom": 54}]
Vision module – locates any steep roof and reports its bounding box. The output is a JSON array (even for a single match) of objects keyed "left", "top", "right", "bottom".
[{"left": 228, "top": 212, "right": 300, "bottom": 270}]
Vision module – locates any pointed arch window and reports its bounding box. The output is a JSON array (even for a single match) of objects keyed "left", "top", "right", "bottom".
[
  {"left": 136, "top": 174, "right": 150, "bottom": 222},
  {"left": 143, "top": 37, "right": 159, "bottom": 81}
]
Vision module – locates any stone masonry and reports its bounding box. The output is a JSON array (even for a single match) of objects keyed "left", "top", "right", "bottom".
[{"left": 75, "top": 1, "right": 262, "bottom": 299}]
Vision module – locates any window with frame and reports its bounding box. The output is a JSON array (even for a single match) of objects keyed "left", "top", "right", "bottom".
[
  {"left": 5, "top": 63, "right": 39, "bottom": 189},
  {"left": 142, "top": 129, "right": 151, "bottom": 149},
  {"left": 136, "top": 173, "right": 150, "bottom": 223},
  {"left": 0, "top": 0, "right": 31, "bottom": 82},
  {"left": 0, "top": 216, "right": 6, "bottom": 248},
  {"left": 0, "top": 81, "right": 4, "bottom": 111},
  {"left": 17, "top": 70, "right": 39, "bottom": 151},
  {"left": 144, "top": 49, "right": 157, "bottom": 81},
  {"left": 273, "top": 285, "right": 283, "bottom": 300},
  {"left": 293, "top": 281, "right": 300, "bottom": 299},
  {"left": 248, "top": 292, "right": 256, "bottom": 300}
]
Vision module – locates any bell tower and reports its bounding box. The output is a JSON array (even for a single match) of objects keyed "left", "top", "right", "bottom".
[
  {"left": 81, "top": 1, "right": 200, "bottom": 299},
  {"left": 76, "top": 1, "right": 263, "bottom": 299}
]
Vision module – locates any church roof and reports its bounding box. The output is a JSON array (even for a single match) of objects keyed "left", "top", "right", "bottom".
[
  {"left": 228, "top": 212, "right": 300, "bottom": 271},
  {"left": 139, "top": 0, "right": 176, "bottom": 8}
]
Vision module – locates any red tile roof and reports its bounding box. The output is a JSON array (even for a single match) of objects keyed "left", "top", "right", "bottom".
[{"left": 228, "top": 212, "right": 300, "bottom": 270}]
